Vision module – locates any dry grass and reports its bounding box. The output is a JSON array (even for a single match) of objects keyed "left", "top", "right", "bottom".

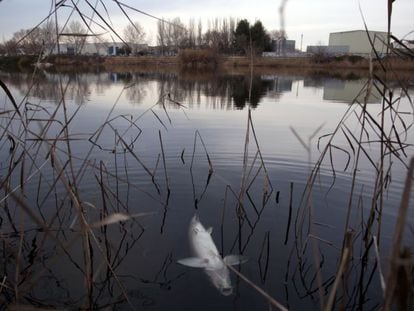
[
  {"left": 1, "top": 0, "right": 413, "bottom": 310},
  {"left": 178, "top": 49, "right": 219, "bottom": 69}
]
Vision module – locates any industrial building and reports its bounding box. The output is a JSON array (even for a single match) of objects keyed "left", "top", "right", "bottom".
[
  {"left": 262, "top": 39, "right": 297, "bottom": 57},
  {"left": 306, "top": 45, "right": 349, "bottom": 55},
  {"left": 328, "top": 30, "right": 388, "bottom": 56},
  {"left": 52, "top": 42, "right": 148, "bottom": 56},
  {"left": 273, "top": 39, "right": 296, "bottom": 55}
]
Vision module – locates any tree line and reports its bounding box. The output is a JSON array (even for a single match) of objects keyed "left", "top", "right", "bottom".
[
  {"left": 0, "top": 17, "right": 283, "bottom": 57},
  {"left": 0, "top": 20, "right": 91, "bottom": 56},
  {"left": 156, "top": 17, "right": 280, "bottom": 55}
]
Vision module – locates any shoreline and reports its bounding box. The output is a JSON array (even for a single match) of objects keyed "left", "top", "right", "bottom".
[{"left": 1, "top": 55, "right": 414, "bottom": 80}]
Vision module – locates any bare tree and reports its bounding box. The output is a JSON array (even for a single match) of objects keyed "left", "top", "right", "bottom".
[
  {"left": 228, "top": 17, "right": 237, "bottom": 52},
  {"left": 62, "top": 21, "right": 88, "bottom": 54},
  {"left": 41, "top": 19, "right": 57, "bottom": 53},
  {"left": 0, "top": 42, "right": 6, "bottom": 55},
  {"left": 221, "top": 18, "right": 230, "bottom": 51},
  {"left": 157, "top": 20, "right": 166, "bottom": 55},
  {"left": 159, "top": 17, "right": 187, "bottom": 54},
  {"left": 204, "top": 29, "right": 221, "bottom": 50},
  {"left": 188, "top": 18, "right": 196, "bottom": 48},
  {"left": 3, "top": 38, "right": 19, "bottom": 55},
  {"left": 123, "top": 22, "right": 146, "bottom": 55},
  {"left": 197, "top": 19, "right": 203, "bottom": 47},
  {"left": 8, "top": 19, "right": 59, "bottom": 55},
  {"left": 202, "top": 17, "right": 236, "bottom": 53},
  {"left": 170, "top": 17, "right": 186, "bottom": 49}
]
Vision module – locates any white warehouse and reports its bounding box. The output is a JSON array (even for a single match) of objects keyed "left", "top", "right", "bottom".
[{"left": 329, "top": 30, "right": 389, "bottom": 56}]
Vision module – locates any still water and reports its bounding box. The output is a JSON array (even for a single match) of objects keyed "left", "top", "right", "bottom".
[{"left": 0, "top": 70, "right": 413, "bottom": 310}]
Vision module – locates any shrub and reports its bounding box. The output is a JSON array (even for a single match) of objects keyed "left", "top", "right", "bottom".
[{"left": 178, "top": 49, "right": 218, "bottom": 69}]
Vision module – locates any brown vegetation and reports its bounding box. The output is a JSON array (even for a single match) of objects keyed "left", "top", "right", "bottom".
[
  {"left": 222, "top": 55, "right": 414, "bottom": 71},
  {"left": 40, "top": 53, "right": 414, "bottom": 73},
  {"left": 3, "top": 53, "right": 414, "bottom": 81},
  {"left": 178, "top": 49, "right": 219, "bottom": 69}
]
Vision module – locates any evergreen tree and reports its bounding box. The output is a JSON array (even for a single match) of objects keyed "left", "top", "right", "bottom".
[
  {"left": 234, "top": 19, "right": 250, "bottom": 54},
  {"left": 233, "top": 19, "right": 272, "bottom": 55},
  {"left": 251, "top": 21, "right": 272, "bottom": 54}
]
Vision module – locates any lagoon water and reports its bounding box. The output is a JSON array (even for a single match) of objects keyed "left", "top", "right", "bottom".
[{"left": 0, "top": 70, "right": 413, "bottom": 310}]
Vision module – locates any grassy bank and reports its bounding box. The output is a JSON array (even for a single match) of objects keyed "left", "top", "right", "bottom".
[
  {"left": 223, "top": 55, "right": 414, "bottom": 71},
  {"left": 99, "top": 54, "right": 414, "bottom": 72},
  {"left": 1, "top": 54, "right": 414, "bottom": 80}
]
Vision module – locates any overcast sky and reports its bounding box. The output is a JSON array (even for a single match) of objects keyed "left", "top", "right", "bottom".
[{"left": 0, "top": 0, "right": 413, "bottom": 49}]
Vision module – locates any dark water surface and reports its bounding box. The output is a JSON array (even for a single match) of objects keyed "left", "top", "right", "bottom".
[{"left": 0, "top": 70, "right": 413, "bottom": 310}]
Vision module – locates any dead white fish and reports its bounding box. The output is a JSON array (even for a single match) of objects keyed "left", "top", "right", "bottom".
[{"left": 177, "top": 215, "right": 247, "bottom": 296}]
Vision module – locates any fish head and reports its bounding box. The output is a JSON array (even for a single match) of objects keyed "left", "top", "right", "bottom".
[
  {"left": 205, "top": 266, "right": 233, "bottom": 296},
  {"left": 220, "top": 286, "right": 233, "bottom": 296}
]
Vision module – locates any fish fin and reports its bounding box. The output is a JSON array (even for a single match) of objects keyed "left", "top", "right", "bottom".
[
  {"left": 177, "top": 257, "right": 209, "bottom": 268},
  {"left": 206, "top": 227, "right": 213, "bottom": 234},
  {"left": 223, "top": 255, "right": 248, "bottom": 266}
]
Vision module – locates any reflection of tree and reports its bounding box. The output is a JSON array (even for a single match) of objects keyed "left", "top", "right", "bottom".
[
  {"left": 67, "top": 74, "right": 91, "bottom": 104},
  {"left": 125, "top": 78, "right": 147, "bottom": 104},
  {"left": 157, "top": 73, "right": 187, "bottom": 106},
  {"left": 1, "top": 70, "right": 286, "bottom": 110},
  {"left": 230, "top": 76, "right": 273, "bottom": 109},
  {"left": 154, "top": 73, "right": 274, "bottom": 110},
  {"left": 230, "top": 76, "right": 248, "bottom": 108},
  {"left": 94, "top": 73, "right": 113, "bottom": 95},
  {"left": 0, "top": 71, "right": 92, "bottom": 104}
]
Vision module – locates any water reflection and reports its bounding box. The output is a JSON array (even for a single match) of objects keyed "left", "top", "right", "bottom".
[
  {"left": 1, "top": 68, "right": 413, "bottom": 310},
  {"left": 323, "top": 79, "right": 382, "bottom": 103},
  {"left": 304, "top": 76, "right": 381, "bottom": 103},
  {"left": 0, "top": 70, "right": 384, "bottom": 108},
  {"left": 0, "top": 71, "right": 294, "bottom": 109}
]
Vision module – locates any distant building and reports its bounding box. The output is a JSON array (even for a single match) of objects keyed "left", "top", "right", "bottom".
[
  {"left": 53, "top": 42, "right": 148, "bottom": 56},
  {"left": 261, "top": 75, "right": 293, "bottom": 93},
  {"left": 306, "top": 45, "right": 349, "bottom": 55},
  {"left": 147, "top": 46, "right": 161, "bottom": 56},
  {"left": 54, "top": 42, "right": 121, "bottom": 56},
  {"left": 306, "top": 45, "right": 328, "bottom": 55},
  {"left": 272, "top": 38, "right": 296, "bottom": 55},
  {"left": 107, "top": 43, "right": 123, "bottom": 56},
  {"left": 328, "top": 30, "right": 388, "bottom": 56},
  {"left": 306, "top": 30, "right": 388, "bottom": 57}
]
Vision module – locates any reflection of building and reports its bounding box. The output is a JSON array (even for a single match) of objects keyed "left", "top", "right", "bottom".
[
  {"left": 303, "top": 77, "right": 328, "bottom": 88},
  {"left": 261, "top": 75, "right": 293, "bottom": 93},
  {"left": 329, "top": 30, "right": 388, "bottom": 56},
  {"left": 303, "top": 77, "right": 381, "bottom": 103},
  {"left": 323, "top": 79, "right": 381, "bottom": 103}
]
